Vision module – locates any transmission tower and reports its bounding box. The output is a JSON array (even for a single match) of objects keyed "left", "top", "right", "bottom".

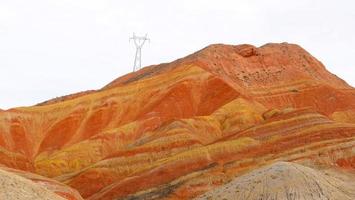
[{"left": 130, "top": 33, "right": 149, "bottom": 72}]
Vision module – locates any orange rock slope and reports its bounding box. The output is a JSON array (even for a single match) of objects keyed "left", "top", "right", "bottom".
[{"left": 0, "top": 43, "right": 354, "bottom": 199}]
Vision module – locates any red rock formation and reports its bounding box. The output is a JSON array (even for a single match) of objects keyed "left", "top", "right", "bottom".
[{"left": 0, "top": 43, "right": 354, "bottom": 199}]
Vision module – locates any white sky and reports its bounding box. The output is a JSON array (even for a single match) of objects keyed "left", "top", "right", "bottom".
[{"left": 0, "top": 0, "right": 354, "bottom": 109}]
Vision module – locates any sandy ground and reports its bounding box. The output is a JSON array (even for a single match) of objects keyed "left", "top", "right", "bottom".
[
  {"left": 0, "top": 168, "right": 65, "bottom": 200},
  {"left": 195, "top": 162, "right": 355, "bottom": 200}
]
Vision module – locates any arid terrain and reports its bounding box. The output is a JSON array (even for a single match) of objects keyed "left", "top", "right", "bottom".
[
  {"left": 0, "top": 43, "right": 354, "bottom": 199},
  {"left": 195, "top": 162, "right": 355, "bottom": 200}
]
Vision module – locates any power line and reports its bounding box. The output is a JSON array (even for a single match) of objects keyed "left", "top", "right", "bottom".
[{"left": 130, "top": 33, "right": 150, "bottom": 72}]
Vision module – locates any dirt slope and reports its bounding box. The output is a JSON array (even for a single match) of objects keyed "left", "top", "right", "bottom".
[
  {"left": 195, "top": 162, "right": 355, "bottom": 200},
  {"left": 0, "top": 168, "right": 66, "bottom": 200}
]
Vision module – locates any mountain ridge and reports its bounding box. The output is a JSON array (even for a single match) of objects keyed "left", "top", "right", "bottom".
[{"left": 32, "top": 42, "right": 352, "bottom": 108}]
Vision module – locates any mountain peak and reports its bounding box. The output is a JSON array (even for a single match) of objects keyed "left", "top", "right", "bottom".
[
  {"left": 35, "top": 42, "right": 351, "bottom": 107},
  {"left": 105, "top": 42, "right": 351, "bottom": 90}
]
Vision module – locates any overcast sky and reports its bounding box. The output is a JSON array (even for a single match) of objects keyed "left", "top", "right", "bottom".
[{"left": 0, "top": 0, "right": 354, "bottom": 109}]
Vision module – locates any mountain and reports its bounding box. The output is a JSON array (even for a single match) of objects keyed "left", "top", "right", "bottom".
[{"left": 0, "top": 43, "right": 354, "bottom": 199}]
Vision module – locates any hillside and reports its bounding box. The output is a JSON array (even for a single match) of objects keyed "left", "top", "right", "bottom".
[{"left": 0, "top": 43, "right": 354, "bottom": 199}]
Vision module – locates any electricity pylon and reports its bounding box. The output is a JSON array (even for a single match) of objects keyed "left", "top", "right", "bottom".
[{"left": 130, "top": 33, "right": 149, "bottom": 72}]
